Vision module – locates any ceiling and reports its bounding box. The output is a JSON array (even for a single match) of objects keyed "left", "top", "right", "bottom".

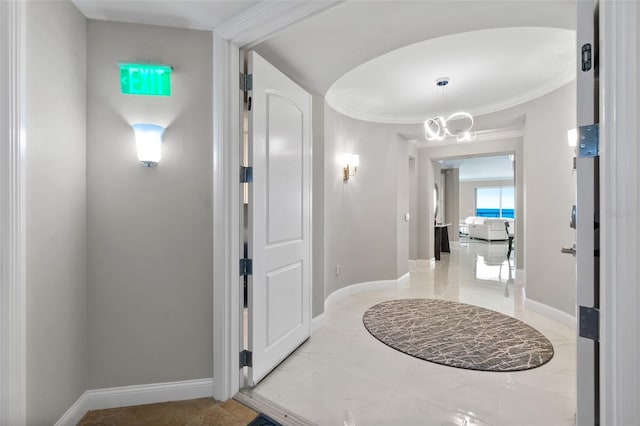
[
  {"left": 72, "top": 0, "right": 259, "bottom": 31},
  {"left": 440, "top": 155, "right": 514, "bottom": 181},
  {"left": 72, "top": 0, "right": 577, "bottom": 124},
  {"left": 325, "top": 27, "right": 575, "bottom": 123},
  {"left": 255, "top": 0, "right": 576, "bottom": 97}
]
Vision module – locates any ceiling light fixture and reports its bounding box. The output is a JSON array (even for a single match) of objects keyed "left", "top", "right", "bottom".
[{"left": 424, "top": 77, "right": 475, "bottom": 142}]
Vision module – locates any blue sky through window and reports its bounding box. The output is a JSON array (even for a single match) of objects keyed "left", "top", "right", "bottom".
[{"left": 476, "top": 187, "right": 515, "bottom": 218}]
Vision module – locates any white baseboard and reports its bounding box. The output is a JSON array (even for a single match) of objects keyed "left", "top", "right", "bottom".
[
  {"left": 413, "top": 258, "right": 434, "bottom": 271},
  {"left": 311, "top": 312, "right": 326, "bottom": 334},
  {"left": 397, "top": 272, "right": 410, "bottom": 287},
  {"left": 55, "top": 378, "right": 214, "bottom": 426},
  {"left": 408, "top": 259, "right": 416, "bottom": 271},
  {"left": 55, "top": 392, "right": 88, "bottom": 426},
  {"left": 324, "top": 272, "right": 413, "bottom": 311},
  {"left": 525, "top": 298, "right": 577, "bottom": 329},
  {"left": 325, "top": 279, "right": 397, "bottom": 310}
]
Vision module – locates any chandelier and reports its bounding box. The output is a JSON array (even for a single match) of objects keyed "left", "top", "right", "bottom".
[{"left": 424, "top": 77, "right": 475, "bottom": 142}]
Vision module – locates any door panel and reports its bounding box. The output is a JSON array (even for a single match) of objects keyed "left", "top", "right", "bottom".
[
  {"left": 266, "top": 93, "right": 303, "bottom": 245},
  {"left": 266, "top": 262, "right": 303, "bottom": 347},
  {"left": 248, "top": 51, "right": 311, "bottom": 386}
]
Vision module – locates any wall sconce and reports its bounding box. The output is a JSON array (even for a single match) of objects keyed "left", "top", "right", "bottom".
[
  {"left": 132, "top": 123, "right": 165, "bottom": 167},
  {"left": 342, "top": 153, "right": 359, "bottom": 181}
]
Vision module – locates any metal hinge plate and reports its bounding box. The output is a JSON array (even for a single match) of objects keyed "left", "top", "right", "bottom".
[
  {"left": 239, "top": 258, "right": 252, "bottom": 276},
  {"left": 240, "top": 73, "right": 253, "bottom": 92},
  {"left": 239, "top": 350, "right": 252, "bottom": 368},
  {"left": 581, "top": 43, "right": 592, "bottom": 72},
  {"left": 240, "top": 166, "right": 253, "bottom": 183},
  {"left": 578, "top": 124, "right": 599, "bottom": 158},
  {"left": 579, "top": 306, "right": 599, "bottom": 341}
]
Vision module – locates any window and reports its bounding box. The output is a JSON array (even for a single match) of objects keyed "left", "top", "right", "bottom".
[{"left": 475, "top": 186, "right": 514, "bottom": 218}]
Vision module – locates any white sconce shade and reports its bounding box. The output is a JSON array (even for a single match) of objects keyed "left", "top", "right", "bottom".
[
  {"left": 567, "top": 128, "right": 578, "bottom": 147},
  {"left": 132, "top": 123, "right": 165, "bottom": 167},
  {"left": 342, "top": 153, "right": 360, "bottom": 181}
]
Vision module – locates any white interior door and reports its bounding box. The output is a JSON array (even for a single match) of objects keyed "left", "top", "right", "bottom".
[
  {"left": 247, "top": 51, "right": 311, "bottom": 386},
  {"left": 576, "top": 0, "right": 599, "bottom": 424}
]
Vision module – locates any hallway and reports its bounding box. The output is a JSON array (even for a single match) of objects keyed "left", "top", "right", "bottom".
[{"left": 253, "top": 242, "right": 576, "bottom": 425}]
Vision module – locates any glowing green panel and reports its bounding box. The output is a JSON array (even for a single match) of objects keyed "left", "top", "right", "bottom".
[{"left": 119, "top": 63, "right": 171, "bottom": 96}]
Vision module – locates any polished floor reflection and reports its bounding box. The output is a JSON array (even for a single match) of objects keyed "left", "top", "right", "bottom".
[{"left": 253, "top": 241, "right": 576, "bottom": 426}]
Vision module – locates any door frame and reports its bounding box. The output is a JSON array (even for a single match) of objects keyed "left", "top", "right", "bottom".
[
  {"left": 599, "top": 1, "right": 640, "bottom": 423},
  {"left": 211, "top": 1, "right": 341, "bottom": 401},
  {"left": 0, "top": 1, "right": 26, "bottom": 424}
]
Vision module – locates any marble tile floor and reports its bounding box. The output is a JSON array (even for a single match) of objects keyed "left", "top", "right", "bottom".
[
  {"left": 252, "top": 241, "right": 577, "bottom": 426},
  {"left": 77, "top": 398, "right": 259, "bottom": 426}
]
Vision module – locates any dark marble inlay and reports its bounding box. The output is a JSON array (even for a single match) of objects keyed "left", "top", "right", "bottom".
[{"left": 363, "top": 299, "right": 554, "bottom": 372}]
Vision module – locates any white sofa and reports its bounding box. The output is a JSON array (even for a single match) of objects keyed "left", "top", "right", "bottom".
[{"left": 463, "top": 216, "right": 514, "bottom": 241}]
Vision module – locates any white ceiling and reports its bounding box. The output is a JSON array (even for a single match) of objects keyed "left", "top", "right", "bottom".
[
  {"left": 326, "top": 27, "right": 575, "bottom": 123},
  {"left": 72, "top": 0, "right": 259, "bottom": 31},
  {"left": 440, "top": 155, "right": 514, "bottom": 181},
  {"left": 255, "top": 0, "right": 576, "bottom": 97}
]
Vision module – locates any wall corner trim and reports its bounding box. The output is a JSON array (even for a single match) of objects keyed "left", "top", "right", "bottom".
[
  {"left": 524, "top": 298, "right": 577, "bottom": 329},
  {"left": 55, "top": 378, "right": 214, "bottom": 426}
]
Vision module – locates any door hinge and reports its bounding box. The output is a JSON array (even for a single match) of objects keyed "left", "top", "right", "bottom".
[
  {"left": 579, "top": 306, "right": 599, "bottom": 341},
  {"left": 578, "top": 124, "right": 599, "bottom": 158},
  {"left": 240, "top": 166, "right": 253, "bottom": 183},
  {"left": 239, "top": 350, "right": 252, "bottom": 368},
  {"left": 581, "top": 43, "right": 592, "bottom": 72},
  {"left": 239, "top": 258, "right": 252, "bottom": 276},
  {"left": 240, "top": 73, "right": 253, "bottom": 92}
]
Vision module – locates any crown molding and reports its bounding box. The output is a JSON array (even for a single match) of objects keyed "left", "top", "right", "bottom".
[{"left": 214, "top": 0, "right": 343, "bottom": 48}]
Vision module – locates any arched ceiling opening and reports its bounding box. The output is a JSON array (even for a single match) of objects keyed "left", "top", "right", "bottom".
[{"left": 325, "top": 27, "right": 575, "bottom": 123}]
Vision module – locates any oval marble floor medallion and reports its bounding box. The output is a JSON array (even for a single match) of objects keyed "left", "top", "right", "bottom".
[{"left": 362, "top": 298, "right": 554, "bottom": 372}]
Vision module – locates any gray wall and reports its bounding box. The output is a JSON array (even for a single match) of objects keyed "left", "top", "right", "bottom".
[
  {"left": 323, "top": 82, "right": 575, "bottom": 315},
  {"left": 408, "top": 148, "right": 418, "bottom": 260},
  {"left": 86, "top": 21, "right": 213, "bottom": 388},
  {"left": 459, "top": 178, "right": 515, "bottom": 220},
  {"left": 396, "top": 136, "right": 409, "bottom": 277},
  {"left": 417, "top": 151, "right": 437, "bottom": 260},
  {"left": 324, "top": 104, "right": 407, "bottom": 299},
  {"left": 521, "top": 83, "right": 576, "bottom": 315},
  {"left": 25, "top": 2, "right": 88, "bottom": 423},
  {"left": 443, "top": 168, "right": 459, "bottom": 242},
  {"left": 311, "top": 92, "right": 325, "bottom": 317}
]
